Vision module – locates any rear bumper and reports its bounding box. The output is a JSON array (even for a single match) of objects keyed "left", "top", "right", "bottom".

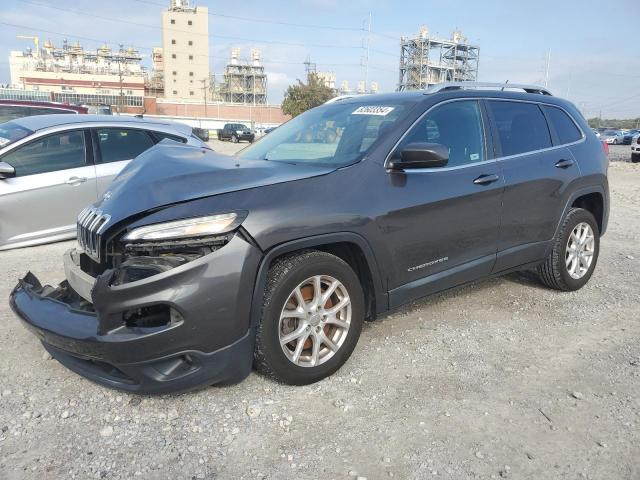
[{"left": 9, "top": 235, "right": 262, "bottom": 394}]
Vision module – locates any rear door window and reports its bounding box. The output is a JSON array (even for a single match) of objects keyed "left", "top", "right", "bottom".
[
  {"left": 543, "top": 105, "right": 583, "bottom": 145},
  {"left": 488, "top": 101, "right": 552, "bottom": 156},
  {"left": 95, "top": 128, "right": 155, "bottom": 163},
  {"left": 1, "top": 130, "right": 86, "bottom": 176}
]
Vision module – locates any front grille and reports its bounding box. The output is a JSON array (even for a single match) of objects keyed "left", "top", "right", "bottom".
[{"left": 77, "top": 207, "right": 111, "bottom": 261}]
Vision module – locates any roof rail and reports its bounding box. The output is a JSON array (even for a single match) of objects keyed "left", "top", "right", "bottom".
[{"left": 426, "top": 82, "right": 553, "bottom": 96}]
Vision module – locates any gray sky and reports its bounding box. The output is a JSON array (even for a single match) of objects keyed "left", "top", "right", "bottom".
[{"left": 1, "top": 0, "right": 638, "bottom": 118}]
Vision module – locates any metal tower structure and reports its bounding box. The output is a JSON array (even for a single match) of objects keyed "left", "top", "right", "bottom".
[
  {"left": 397, "top": 27, "right": 480, "bottom": 91},
  {"left": 219, "top": 48, "right": 267, "bottom": 104}
]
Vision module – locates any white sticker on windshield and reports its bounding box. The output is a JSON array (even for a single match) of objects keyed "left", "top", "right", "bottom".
[
  {"left": 0, "top": 138, "right": 10, "bottom": 148},
  {"left": 352, "top": 106, "right": 395, "bottom": 116},
  {"left": 470, "top": 153, "right": 480, "bottom": 161}
]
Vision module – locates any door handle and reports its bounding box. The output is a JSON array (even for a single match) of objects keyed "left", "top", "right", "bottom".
[
  {"left": 65, "top": 176, "right": 87, "bottom": 185},
  {"left": 473, "top": 174, "right": 500, "bottom": 185},
  {"left": 555, "top": 158, "right": 575, "bottom": 169}
]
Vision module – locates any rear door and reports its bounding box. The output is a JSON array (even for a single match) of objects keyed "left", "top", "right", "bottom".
[
  {"left": 92, "top": 127, "right": 156, "bottom": 195},
  {"left": 0, "top": 129, "right": 97, "bottom": 248},
  {"left": 487, "top": 100, "right": 583, "bottom": 271}
]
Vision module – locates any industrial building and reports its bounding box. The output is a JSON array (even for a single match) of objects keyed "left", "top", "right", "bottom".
[
  {"left": 317, "top": 72, "right": 379, "bottom": 96},
  {"left": 7, "top": 38, "right": 145, "bottom": 107},
  {"left": 211, "top": 48, "right": 267, "bottom": 105},
  {"left": 160, "top": 0, "right": 209, "bottom": 101},
  {"left": 397, "top": 27, "right": 480, "bottom": 91}
]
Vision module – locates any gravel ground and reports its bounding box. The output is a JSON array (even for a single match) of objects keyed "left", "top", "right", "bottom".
[{"left": 0, "top": 141, "right": 638, "bottom": 480}]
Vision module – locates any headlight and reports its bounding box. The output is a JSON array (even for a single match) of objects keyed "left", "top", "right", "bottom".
[{"left": 123, "top": 212, "right": 241, "bottom": 242}]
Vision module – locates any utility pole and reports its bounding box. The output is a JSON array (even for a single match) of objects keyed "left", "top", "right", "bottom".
[
  {"left": 200, "top": 77, "right": 208, "bottom": 124},
  {"left": 304, "top": 56, "right": 316, "bottom": 80},
  {"left": 543, "top": 49, "right": 551, "bottom": 88},
  {"left": 364, "top": 12, "right": 372, "bottom": 93},
  {"left": 117, "top": 58, "right": 124, "bottom": 115}
]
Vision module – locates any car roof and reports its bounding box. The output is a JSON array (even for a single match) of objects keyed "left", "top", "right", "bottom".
[
  {"left": 326, "top": 91, "right": 426, "bottom": 104},
  {"left": 321, "top": 89, "right": 580, "bottom": 116},
  {"left": 10, "top": 114, "right": 193, "bottom": 136}
]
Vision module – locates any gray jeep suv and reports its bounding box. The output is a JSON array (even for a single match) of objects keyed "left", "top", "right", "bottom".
[{"left": 10, "top": 82, "right": 609, "bottom": 393}]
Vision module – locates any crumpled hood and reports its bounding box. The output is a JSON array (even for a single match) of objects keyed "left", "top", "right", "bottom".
[{"left": 96, "top": 143, "right": 335, "bottom": 222}]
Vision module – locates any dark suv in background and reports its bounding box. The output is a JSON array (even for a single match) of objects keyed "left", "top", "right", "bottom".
[
  {"left": 11, "top": 82, "right": 609, "bottom": 394},
  {"left": 217, "top": 123, "right": 254, "bottom": 143}
]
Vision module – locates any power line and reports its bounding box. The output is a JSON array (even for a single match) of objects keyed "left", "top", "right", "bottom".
[
  {"left": 0, "top": 21, "right": 310, "bottom": 64},
  {"left": 130, "top": 0, "right": 368, "bottom": 33},
  {"left": 17, "top": 0, "right": 366, "bottom": 51}
]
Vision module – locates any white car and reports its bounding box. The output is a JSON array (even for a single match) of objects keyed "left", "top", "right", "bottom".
[
  {"left": 601, "top": 128, "right": 624, "bottom": 144},
  {"left": 631, "top": 133, "right": 640, "bottom": 163},
  {"left": 0, "top": 115, "right": 208, "bottom": 250}
]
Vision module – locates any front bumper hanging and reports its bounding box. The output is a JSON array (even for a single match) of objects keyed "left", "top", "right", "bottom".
[{"left": 9, "top": 237, "right": 262, "bottom": 394}]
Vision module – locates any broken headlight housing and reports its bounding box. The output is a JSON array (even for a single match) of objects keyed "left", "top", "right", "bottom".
[
  {"left": 123, "top": 212, "right": 241, "bottom": 242},
  {"left": 111, "top": 212, "right": 247, "bottom": 286}
]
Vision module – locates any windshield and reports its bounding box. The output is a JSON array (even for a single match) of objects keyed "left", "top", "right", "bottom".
[
  {"left": 603, "top": 129, "right": 619, "bottom": 135},
  {"left": 237, "top": 100, "right": 414, "bottom": 167},
  {"left": 0, "top": 121, "right": 33, "bottom": 148}
]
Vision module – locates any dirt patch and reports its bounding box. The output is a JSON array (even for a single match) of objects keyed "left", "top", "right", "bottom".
[{"left": 0, "top": 160, "right": 638, "bottom": 480}]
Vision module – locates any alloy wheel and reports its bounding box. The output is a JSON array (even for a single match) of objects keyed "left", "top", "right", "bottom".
[
  {"left": 278, "top": 275, "right": 351, "bottom": 367},
  {"left": 565, "top": 222, "right": 595, "bottom": 279}
]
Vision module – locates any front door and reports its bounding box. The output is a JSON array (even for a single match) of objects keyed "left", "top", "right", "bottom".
[
  {"left": 377, "top": 100, "right": 504, "bottom": 306},
  {"left": 0, "top": 129, "right": 97, "bottom": 249}
]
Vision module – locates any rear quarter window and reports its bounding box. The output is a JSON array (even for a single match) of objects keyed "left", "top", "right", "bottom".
[
  {"left": 543, "top": 105, "right": 583, "bottom": 145},
  {"left": 151, "top": 131, "right": 186, "bottom": 143}
]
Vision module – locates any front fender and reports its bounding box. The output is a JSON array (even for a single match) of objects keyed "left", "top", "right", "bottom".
[{"left": 249, "top": 232, "right": 387, "bottom": 328}]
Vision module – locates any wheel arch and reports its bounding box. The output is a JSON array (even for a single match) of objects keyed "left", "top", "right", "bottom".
[
  {"left": 571, "top": 191, "right": 604, "bottom": 234},
  {"left": 554, "top": 185, "right": 608, "bottom": 239},
  {"left": 250, "top": 233, "right": 387, "bottom": 328}
]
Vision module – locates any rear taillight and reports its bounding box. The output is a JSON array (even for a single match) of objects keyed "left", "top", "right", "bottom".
[{"left": 601, "top": 141, "right": 609, "bottom": 155}]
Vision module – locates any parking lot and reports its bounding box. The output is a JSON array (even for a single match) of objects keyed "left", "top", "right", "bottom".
[{"left": 0, "top": 142, "right": 638, "bottom": 480}]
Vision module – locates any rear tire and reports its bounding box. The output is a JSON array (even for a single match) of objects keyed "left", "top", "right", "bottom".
[
  {"left": 232, "top": 134, "right": 239, "bottom": 143},
  {"left": 254, "top": 250, "right": 364, "bottom": 385},
  {"left": 538, "top": 208, "right": 599, "bottom": 291}
]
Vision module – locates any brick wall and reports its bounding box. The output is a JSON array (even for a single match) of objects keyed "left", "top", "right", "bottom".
[{"left": 140, "top": 96, "right": 289, "bottom": 123}]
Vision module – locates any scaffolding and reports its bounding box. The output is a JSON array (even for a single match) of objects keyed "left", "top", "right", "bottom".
[
  {"left": 218, "top": 48, "right": 267, "bottom": 105},
  {"left": 397, "top": 27, "right": 479, "bottom": 91}
]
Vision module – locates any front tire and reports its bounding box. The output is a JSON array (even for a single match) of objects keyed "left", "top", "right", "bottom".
[
  {"left": 632, "top": 153, "right": 640, "bottom": 163},
  {"left": 254, "top": 250, "right": 365, "bottom": 385},
  {"left": 538, "top": 208, "right": 600, "bottom": 291},
  {"left": 232, "top": 134, "right": 239, "bottom": 143}
]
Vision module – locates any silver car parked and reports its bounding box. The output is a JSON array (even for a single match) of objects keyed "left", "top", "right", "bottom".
[{"left": 0, "top": 115, "right": 207, "bottom": 250}]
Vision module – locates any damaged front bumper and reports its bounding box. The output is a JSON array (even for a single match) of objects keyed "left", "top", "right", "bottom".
[{"left": 9, "top": 236, "right": 262, "bottom": 394}]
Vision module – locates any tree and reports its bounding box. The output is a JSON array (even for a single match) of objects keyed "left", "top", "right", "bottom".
[
  {"left": 587, "top": 117, "right": 640, "bottom": 130},
  {"left": 282, "top": 73, "right": 336, "bottom": 117}
]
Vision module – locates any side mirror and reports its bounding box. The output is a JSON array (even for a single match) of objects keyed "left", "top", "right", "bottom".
[
  {"left": 388, "top": 142, "right": 449, "bottom": 170},
  {"left": 0, "top": 161, "right": 15, "bottom": 179}
]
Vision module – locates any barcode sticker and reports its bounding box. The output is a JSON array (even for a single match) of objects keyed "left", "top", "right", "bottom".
[{"left": 352, "top": 106, "right": 395, "bottom": 116}]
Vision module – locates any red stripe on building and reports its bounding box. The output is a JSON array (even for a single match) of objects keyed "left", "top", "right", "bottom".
[{"left": 21, "top": 77, "right": 144, "bottom": 89}]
